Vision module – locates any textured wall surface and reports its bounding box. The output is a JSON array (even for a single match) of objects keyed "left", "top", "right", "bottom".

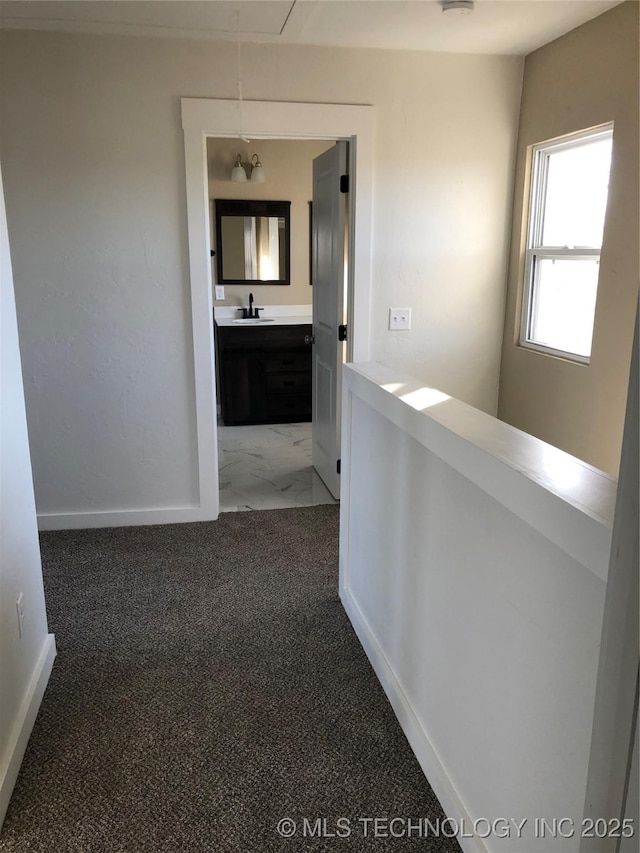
[{"left": 0, "top": 29, "right": 522, "bottom": 517}]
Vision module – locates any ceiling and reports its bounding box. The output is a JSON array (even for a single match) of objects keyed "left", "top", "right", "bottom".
[{"left": 0, "top": 0, "right": 623, "bottom": 56}]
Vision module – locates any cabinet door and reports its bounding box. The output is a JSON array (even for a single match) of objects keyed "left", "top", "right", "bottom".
[{"left": 221, "top": 349, "right": 266, "bottom": 424}]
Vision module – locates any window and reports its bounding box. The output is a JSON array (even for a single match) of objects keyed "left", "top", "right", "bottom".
[{"left": 520, "top": 125, "right": 613, "bottom": 362}]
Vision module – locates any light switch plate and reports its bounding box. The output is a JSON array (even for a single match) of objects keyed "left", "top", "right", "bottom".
[
  {"left": 215, "top": 286, "right": 225, "bottom": 300},
  {"left": 389, "top": 308, "right": 412, "bottom": 330}
]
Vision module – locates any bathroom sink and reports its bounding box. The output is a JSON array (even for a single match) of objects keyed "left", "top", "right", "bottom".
[{"left": 232, "top": 318, "right": 274, "bottom": 324}]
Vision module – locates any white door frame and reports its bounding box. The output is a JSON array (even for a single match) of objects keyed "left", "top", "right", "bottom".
[{"left": 181, "top": 98, "right": 374, "bottom": 521}]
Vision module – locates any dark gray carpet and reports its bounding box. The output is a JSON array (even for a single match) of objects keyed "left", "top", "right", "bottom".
[{"left": 1, "top": 506, "right": 459, "bottom": 852}]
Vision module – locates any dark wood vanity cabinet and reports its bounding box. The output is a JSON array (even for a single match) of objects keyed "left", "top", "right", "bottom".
[{"left": 216, "top": 323, "right": 312, "bottom": 425}]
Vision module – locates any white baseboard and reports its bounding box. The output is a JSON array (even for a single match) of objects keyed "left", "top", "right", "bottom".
[
  {"left": 0, "top": 634, "right": 56, "bottom": 830},
  {"left": 37, "top": 504, "right": 217, "bottom": 531},
  {"left": 340, "top": 589, "right": 487, "bottom": 853}
]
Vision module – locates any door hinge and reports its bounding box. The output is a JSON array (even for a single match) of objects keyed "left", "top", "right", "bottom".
[
  {"left": 337, "top": 459, "right": 341, "bottom": 475},
  {"left": 338, "top": 324, "right": 348, "bottom": 342},
  {"left": 340, "top": 174, "right": 349, "bottom": 194}
]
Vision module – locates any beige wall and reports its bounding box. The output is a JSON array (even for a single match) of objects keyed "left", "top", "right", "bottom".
[
  {"left": 497, "top": 2, "right": 639, "bottom": 476},
  {"left": 208, "top": 138, "right": 333, "bottom": 309},
  {"left": 0, "top": 29, "right": 522, "bottom": 516}
]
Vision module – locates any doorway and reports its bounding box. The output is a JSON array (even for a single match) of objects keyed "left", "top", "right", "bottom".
[
  {"left": 181, "top": 98, "right": 374, "bottom": 522},
  {"left": 207, "top": 136, "right": 339, "bottom": 513}
]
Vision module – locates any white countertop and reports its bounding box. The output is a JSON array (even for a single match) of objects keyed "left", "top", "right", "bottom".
[
  {"left": 215, "top": 315, "right": 312, "bottom": 327},
  {"left": 214, "top": 304, "right": 312, "bottom": 327}
]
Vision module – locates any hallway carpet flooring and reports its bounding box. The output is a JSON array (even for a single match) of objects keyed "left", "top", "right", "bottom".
[{"left": 1, "top": 506, "right": 459, "bottom": 852}]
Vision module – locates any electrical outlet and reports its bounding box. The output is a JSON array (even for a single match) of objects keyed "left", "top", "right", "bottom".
[
  {"left": 16, "top": 593, "right": 24, "bottom": 639},
  {"left": 389, "top": 308, "right": 412, "bottom": 330},
  {"left": 215, "top": 286, "right": 225, "bottom": 300}
]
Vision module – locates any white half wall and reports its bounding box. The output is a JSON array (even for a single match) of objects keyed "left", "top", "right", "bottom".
[
  {"left": 339, "top": 362, "right": 615, "bottom": 853},
  {"left": 0, "top": 29, "right": 522, "bottom": 526},
  {"left": 0, "top": 164, "right": 56, "bottom": 828}
]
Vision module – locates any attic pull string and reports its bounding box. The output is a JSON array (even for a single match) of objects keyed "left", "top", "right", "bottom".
[{"left": 236, "top": 11, "right": 250, "bottom": 143}]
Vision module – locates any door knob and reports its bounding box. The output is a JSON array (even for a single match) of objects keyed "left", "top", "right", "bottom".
[{"left": 304, "top": 334, "right": 315, "bottom": 345}]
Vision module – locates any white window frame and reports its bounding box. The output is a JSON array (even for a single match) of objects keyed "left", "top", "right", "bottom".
[{"left": 520, "top": 123, "right": 614, "bottom": 364}]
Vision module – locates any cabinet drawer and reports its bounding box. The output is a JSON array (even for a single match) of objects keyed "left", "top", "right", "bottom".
[
  {"left": 264, "top": 350, "right": 310, "bottom": 373},
  {"left": 266, "top": 373, "right": 311, "bottom": 395},
  {"left": 266, "top": 395, "right": 311, "bottom": 419}
]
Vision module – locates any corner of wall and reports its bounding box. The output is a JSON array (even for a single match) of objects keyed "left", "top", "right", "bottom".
[{"left": 0, "top": 164, "right": 56, "bottom": 829}]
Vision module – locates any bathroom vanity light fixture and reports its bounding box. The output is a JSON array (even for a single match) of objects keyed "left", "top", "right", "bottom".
[
  {"left": 230, "top": 153, "right": 266, "bottom": 183},
  {"left": 440, "top": 0, "right": 474, "bottom": 13}
]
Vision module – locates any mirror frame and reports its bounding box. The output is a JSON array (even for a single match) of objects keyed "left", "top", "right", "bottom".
[{"left": 214, "top": 198, "right": 291, "bottom": 286}]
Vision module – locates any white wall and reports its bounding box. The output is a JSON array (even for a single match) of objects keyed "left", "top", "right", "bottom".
[
  {"left": 339, "top": 362, "right": 615, "bottom": 853},
  {"left": 0, "top": 29, "right": 522, "bottom": 523},
  {"left": 619, "top": 713, "right": 638, "bottom": 853},
  {"left": 0, "top": 165, "right": 56, "bottom": 827},
  {"left": 581, "top": 305, "right": 638, "bottom": 852}
]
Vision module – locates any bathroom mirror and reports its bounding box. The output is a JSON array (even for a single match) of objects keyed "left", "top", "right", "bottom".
[{"left": 214, "top": 199, "right": 291, "bottom": 285}]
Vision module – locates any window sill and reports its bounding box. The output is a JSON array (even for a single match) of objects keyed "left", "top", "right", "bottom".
[{"left": 518, "top": 340, "right": 591, "bottom": 365}]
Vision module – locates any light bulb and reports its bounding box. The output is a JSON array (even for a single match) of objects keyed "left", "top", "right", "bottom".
[
  {"left": 231, "top": 154, "right": 247, "bottom": 183},
  {"left": 250, "top": 154, "right": 265, "bottom": 183}
]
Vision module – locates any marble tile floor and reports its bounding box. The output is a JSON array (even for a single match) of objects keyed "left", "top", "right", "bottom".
[{"left": 217, "top": 422, "right": 338, "bottom": 513}]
